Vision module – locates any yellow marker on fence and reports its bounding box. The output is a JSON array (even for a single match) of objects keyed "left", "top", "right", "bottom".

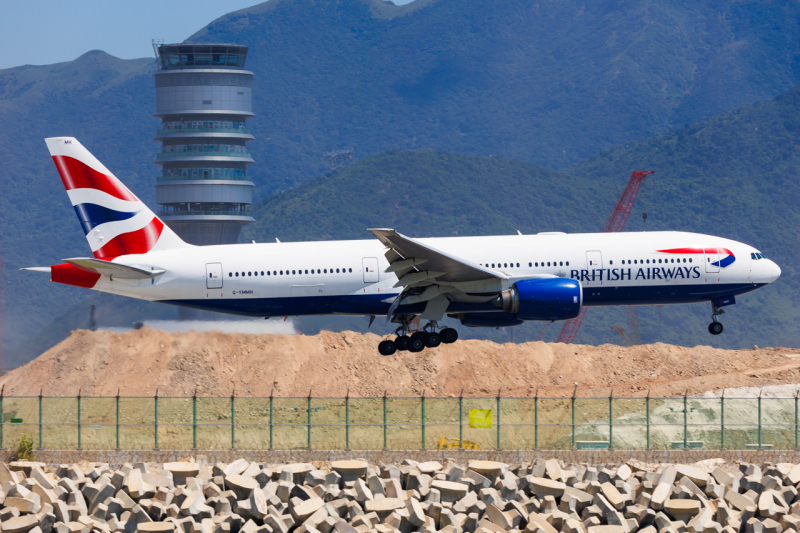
[{"left": 469, "top": 409, "right": 492, "bottom": 428}]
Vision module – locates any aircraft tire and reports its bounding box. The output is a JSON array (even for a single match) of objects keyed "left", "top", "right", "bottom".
[
  {"left": 378, "top": 340, "right": 397, "bottom": 356},
  {"left": 708, "top": 322, "right": 723, "bottom": 335},
  {"left": 408, "top": 337, "right": 426, "bottom": 353},
  {"left": 441, "top": 328, "right": 458, "bottom": 344},
  {"left": 395, "top": 335, "right": 410, "bottom": 351},
  {"left": 425, "top": 331, "right": 441, "bottom": 348}
]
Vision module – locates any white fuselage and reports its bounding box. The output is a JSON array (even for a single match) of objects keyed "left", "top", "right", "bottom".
[{"left": 86, "top": 231, "right": 779, "bottom": 319}]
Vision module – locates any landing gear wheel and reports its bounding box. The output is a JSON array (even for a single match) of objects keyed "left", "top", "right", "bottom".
[
  {"left": 410, "top": 331, "right": 426, "bottom": 343},
  {"left": 408, "top": 336, "right": 426, "bottom": 353},
  {"left": 441, "top": 328, "right": 458, "bottom": 344},
  {"left": 425, "top": 331, "right": 441, "bottom": 348},
  {"left": 708, "top": 322, "right": 723, "bottom": 335},
  {"left": 378, "top": 340, "right": 397, "bottom": 356},
  {"left": 395, "top": 335, "right": 410, "bottom": 351}
]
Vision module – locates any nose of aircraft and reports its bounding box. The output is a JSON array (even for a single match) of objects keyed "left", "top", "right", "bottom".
[{"left": 769, "top": 260, "right": 781, "bottom": 283}]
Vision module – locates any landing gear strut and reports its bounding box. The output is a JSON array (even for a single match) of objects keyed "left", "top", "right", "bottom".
[
  {"left": 377, "top": 317, "right": 459, "bottom": 355},
  {"left": 708, "top": 302, "right": 725, "bottom": 335}
]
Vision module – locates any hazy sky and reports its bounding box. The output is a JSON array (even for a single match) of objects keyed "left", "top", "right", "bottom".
[{"left": 0, "top": 0, "right": 414, "bottom": 71}]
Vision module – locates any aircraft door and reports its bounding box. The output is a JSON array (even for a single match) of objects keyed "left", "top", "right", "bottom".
[
  {"left": 362, "top": 257, "right": 379, "bottom": 283},
  {"left": 586, "top": 250, "right": 603, "bottom": 270},
  {"left": 705, "top": 248, "right": 720, "bottom": 273},
  {"left": 206, "top": 263, "right": 223, "bottom": 289}
]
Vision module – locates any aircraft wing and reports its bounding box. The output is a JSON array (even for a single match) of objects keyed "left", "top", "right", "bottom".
[
  {"left": 63, "top": 258, "right": 165, "bottom": 279},
  {"left": 368, "top": 228, "right": 506, "bottom": 285}
]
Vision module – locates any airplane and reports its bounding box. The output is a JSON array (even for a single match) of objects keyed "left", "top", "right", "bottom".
[{"left": 25, "top": 137, "right": 781, "bottom": 355}]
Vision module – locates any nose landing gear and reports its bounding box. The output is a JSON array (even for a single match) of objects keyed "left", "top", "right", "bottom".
[{"left": 708, "top": 302, "right": 725, "bottom": 335}]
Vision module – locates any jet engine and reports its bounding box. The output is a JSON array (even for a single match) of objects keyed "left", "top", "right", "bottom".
[{"left": 493, "top": 278, "right": 582, "bottom": 321}]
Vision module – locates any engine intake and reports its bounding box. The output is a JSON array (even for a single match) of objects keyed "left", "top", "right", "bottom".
[{"left": 493, "top": 278, "right": 582, "bottom": 321}]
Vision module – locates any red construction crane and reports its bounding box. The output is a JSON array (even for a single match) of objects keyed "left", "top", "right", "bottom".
[{"left": 555, "top": 171, "right": 654, "bottom": 344}]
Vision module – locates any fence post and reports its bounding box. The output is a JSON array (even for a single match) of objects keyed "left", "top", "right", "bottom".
[
  {"left": 758, "top": 390, "right": 762, "bottom": 449},
  {"left": 683, "top": 390, "right": 688, "bottom": 449},
  {"left": 720, "top": 391, "right": 725, "bottom": 450},
  {"left": 645, "top": 390, "right": 650, "bottom": 450},
  {"left": 269, "top": 390, "right": 274, "bottom": 450},
  {"left": 345, "top": 391, "right": 350, "bottom": 450},
  {"left": 496, "top": 390, "right": 501, "bottom": 450},
  {"left": 77, "top": 389, "right": 82, "bottom": 450},
  {"left": 571, "top": 385, "right": 577, "bottom": 449},
  {"left": 459, "top": 391, "right": 463, "bottom": 449},
  {"left": 792, "top": 389, "right": 800, "bottom": 450},
  {"left": 0, "top": 385, "right": 4, "bottom": 450},
  {"left": 608, "top": 389, "right": 613, "bottom": 450},
  {"left": 191, "top": 389, "right": 197, "bottom": 450},
  {"left": 534, "top": 388, "right": 538, "bottom": 451},
  {"left": 38, "top": 388, "right": 43, "bottom": 450},
  {"left": 115, "top": 390, "right": 120, "bottom": 450},
  {"left": 154, "top": 390, "right": 159, "bottom": 450},
  {"left": 231, "top": 389, "right": 235, "bottom": 450},
  {"left": 421, "top": 391, "right": 426, "bottom": 450},
  {"left": 383, "top": 391, "right": 387, "bottom": 450},
  {"left": 307, "top": 390, "right": 312, "bottom": 450}
]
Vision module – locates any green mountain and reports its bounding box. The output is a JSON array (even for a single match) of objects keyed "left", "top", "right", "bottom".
[
  {"left": 3, "top": 0, "right": 800, "bottom": 358},
  {"left": 194, "top": 0, "right": 800, "bottom": 190}
]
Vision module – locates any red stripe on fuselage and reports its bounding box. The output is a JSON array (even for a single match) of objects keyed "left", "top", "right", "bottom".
[
  {"left": 51, "top": 263, "right": 101, "bottom": 288},
  {"left": 52, "top": 155, "right": 138, "bottom": 202},
  {"left": 658, "top": 247, "right": 734, "bottom": 256},
  {"left": 93, "top": 217, "right": 164, "bottom": 259}
]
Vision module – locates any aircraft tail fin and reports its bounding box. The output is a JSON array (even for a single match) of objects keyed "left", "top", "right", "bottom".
[{"left": 44, "top": 137, "right": 189, "bottom": 258}]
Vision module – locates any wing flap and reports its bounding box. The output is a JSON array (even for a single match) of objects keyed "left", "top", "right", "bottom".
[
  {"left": 369, "top": 229, "right": 505, "bottom": 285},
  {"left": 63, "top": 257, "right": 165, "bottom": 279}
]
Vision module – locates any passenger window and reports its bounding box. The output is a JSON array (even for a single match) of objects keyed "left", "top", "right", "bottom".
[
  {"left": 566, "top": 262, "right": 569, "bottom": 266},
  {"left": 228, "top": 273, "right": 232, "bottom": 277},
  {"left": 528, "top": 262, "right": 532, "bottom": 267},
  {"left": 292, "top": 270, "right": 296, "bottom": 275},
  {"left": 634, "top": 260, "right": 637, "bottom": 265},
  {"left": 547, "top": 262, "right": 551, "bottom": 267},
  {"left": 324, "top": 269, "right": 327, "bottom": 273},
  {"left": 267, "top": 271, "right": 271, "bottom": 276},
  {"left": 336, "top": 268, "right": 339, "bottom": 273},
  {"left": 349, "top": 268, "right": 352, "bottom": 272},
  {"left": 559, "top": 262, "right": 563, "bottom": 266},
  {"left": 261, "top": 271, "right": 264, "bottom": 276},
  {"left": 689, "top": 259, "right": 692, "bottom": 263},
  {"left": 280, "top": 270, "right": 283, "bottom": 275},
  {"left": 235, "top": 272, "right": 239, "bottom": 277},
  {"left": 248, "top": 272, "right": 252, "bottom": 276}
]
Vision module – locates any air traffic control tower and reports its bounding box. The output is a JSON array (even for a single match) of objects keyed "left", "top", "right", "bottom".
[{"left": 153, "top": 43, "right": 255, "bottom": 245}]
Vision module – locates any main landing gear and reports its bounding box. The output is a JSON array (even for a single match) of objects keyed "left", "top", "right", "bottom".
[
  {"left": 708, "top": 302, "right": 725, "bottom": 336},
  {"left": 377, "top": 319, "right": 459, "bottom": 356}
]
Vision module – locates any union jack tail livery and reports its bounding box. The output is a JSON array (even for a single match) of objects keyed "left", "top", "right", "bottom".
[{"left": 45, "top": 137, "right": 188, "bottom": 258}]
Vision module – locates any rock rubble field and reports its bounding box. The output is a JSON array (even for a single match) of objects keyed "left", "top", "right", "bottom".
[{"left": 0, "top": 459, "right": 798, "bottom": 533}]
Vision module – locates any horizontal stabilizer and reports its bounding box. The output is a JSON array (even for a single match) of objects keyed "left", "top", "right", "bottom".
[{"left": 63, "top": 257, "right": 165, "bottom": 279}]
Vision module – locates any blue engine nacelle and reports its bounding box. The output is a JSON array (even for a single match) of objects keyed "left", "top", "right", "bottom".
[
  {"left": 495, "top": 278, "right": 582, "bottom": 321},
  {"left": 454, "top": 312, "right": 525, "bottom": 328}
]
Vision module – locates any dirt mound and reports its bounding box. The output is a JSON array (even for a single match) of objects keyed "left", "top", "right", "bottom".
[{"left": 2, "top": 328, "right": 799, "bottom": 397}]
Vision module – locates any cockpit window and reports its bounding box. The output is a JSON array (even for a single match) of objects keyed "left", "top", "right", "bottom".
[
  {"left": 759, "top": 252, "right": 766, "bottom": 259},
  {"left": 751, "top": 253, "right": 757, "bottom": 260}
]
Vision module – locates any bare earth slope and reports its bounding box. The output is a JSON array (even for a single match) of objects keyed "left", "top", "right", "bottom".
[{"left": 3, "top": 328, "right": 800, "bottom": 398}]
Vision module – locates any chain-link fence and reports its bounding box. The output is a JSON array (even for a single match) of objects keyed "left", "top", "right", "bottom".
[{"left": 0, "top": 393, "right": 796, "bottom": 450}]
